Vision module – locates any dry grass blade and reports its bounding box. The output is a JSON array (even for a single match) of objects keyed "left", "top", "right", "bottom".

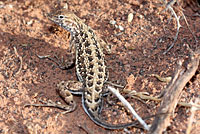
[{"left": 13, "top": 46, "right": 23, "bottom": 76}]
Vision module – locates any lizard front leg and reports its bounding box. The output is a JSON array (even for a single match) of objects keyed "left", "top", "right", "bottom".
[
  {"left": 25, "top": 80, "right": 83, "bottom": 114},
  {"left": 37, "top": 52, "right": 75, "bottom": 70}
]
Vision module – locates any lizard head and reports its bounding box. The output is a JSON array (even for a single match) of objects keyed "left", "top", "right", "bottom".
[{"left": 48, "top": 10, "right": 81, "bottom": 34}]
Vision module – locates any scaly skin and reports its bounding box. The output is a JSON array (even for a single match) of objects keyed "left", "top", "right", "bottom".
[{"left": 49, "top": 9, "right": 142, "bottom": 129}]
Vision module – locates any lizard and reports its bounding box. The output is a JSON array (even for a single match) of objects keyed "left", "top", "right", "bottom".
[{"left": 47, "top": 9, "right": 143, "bottom": 130}]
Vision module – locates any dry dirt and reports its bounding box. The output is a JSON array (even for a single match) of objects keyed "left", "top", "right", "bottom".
[{"left": 0, "top": 0, "right": 200, "bottom": 134}]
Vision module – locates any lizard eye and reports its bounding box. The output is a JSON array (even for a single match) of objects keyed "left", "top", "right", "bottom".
[{"left": 58, "top": 15, "right": 64, "bottom": 19}]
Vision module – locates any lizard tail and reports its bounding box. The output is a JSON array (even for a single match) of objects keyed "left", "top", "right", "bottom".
[{"left": 81, "top": 96, "right": 144, "bottom": 130}]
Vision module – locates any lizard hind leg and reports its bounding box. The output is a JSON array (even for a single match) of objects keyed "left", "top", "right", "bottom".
[
  {"left": 49, "top": 54, "right": 75, "bottom": 70},
  {"left": 55, "top": 80, "right": 83, "bottom": 111},
  {"left": 37, "top": 53, "right": 75, "bottom": 70},
  {"left": 57, "top": 80, "right": 84, "bottom": 97}
]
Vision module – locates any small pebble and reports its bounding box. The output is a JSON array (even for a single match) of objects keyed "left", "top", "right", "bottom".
[
  {"left": 139, "top": 15, "right": 143, "bottom": 19},
  {"left": 63, "top": 3, "right": 68, "bottom": 9},
  {"left": 118, "top": 25, "right": 124, "bottom": 31},
  {"left": 114, "top": 24, "right": 118, "bottom": 29},
  {"left": 27, "top": 20, "right": 33, "bottom": 25},
  {"left": 109, "top": 20, "right": 116, "bottom": 25},
  {"left": 128, "top": 13, "right": 133, "bottom": 23}
]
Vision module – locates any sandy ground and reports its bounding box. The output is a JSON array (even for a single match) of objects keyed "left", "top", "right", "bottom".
[{"left": 0, "top": 0, "right": 199, "bottom": 134}]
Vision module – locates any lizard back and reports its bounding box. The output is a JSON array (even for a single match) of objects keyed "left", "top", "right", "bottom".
[
  {"left": 49, "top": 10, "right": 143, "bottom": 130},
  {"left": 49, "top": 9, "right": 107, "bottom": 115}
]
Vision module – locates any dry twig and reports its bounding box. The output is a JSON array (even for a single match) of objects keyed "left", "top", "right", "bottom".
[
  {"left": 162, "top": 1, "right": 182, "bottom": 54},
  {"left": 124, "top": 89, "right": 200, "bottom": 108},
  {"left": 148, "top": 49, "right": 200, "bottom": 134},
  {"left": 161, "top": 0, "right": 198, "bottom": 54},
  {"left": 13, "top": 46, "right": 23, "bottom": 75},
  {"left": 108, "top": 86, "right": 150, "bottom": 130},
  {"left": 25, "top": 99, "right": 76, "bottom": 114}
]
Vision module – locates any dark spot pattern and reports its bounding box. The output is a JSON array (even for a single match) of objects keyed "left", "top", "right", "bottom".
[
  {"left": 81, "top": 38, "right": 86, "bottom": 42},
  {"left": 75, "top": 33, "right": 79, "bottom": 36},
  {"left": 89, "top": 64, "right": 94, "bottom": 69},
  {"left": 80, "top": 31, "right": 84, "bottom": 36},
  {"left": 87, "top": 98, "right": 92, "bottom": 103},
  {"left": 92, "top": 106, "right": 98, "bottom": 112},
  {"left": 75, "top": 39, "right": 79, "bottom": 43},
  {"left": 85, "top": 40, "right": 90, "bottom": 47},
  {"left": 96, "top": 52, "right": 102, "bottom": 60},
  {"left": 97, "top": 81, "right": 102, "bottom": 85},
  {"left": 85, "top": 49, "right": 92, "bottom": 55},
  {"left": 78, "top": 56, "right": 84, "bottom": 63},
  {"left": 98, "top": 74, "right": 102, "bottom": 79},
  {"left": 92, "top": 37, "right": 97, "bottom": 44},
  {"left": 87, "top": 81, "right": 93, "bottom": 87},
  {"left": 78, "top": 50, "right": 84, "bottom": 56},
  {"left": 86, "top": 91, "right": 92, "bottom": 96},
  {"left": 88, "top": 56, "right": 93, "bottom": 62},
  {"left": 95, "top": 97, "right": 100, "bottom": 102},
  {"left": 95, "top": 87, "right": 101, "bottom": 92},
  {"left": 98, "top": 67, "right": 103, "bottom": 72},
  {"left": 98, "top": 62, "right": 103, "bottom": 66},
  {"left": 89, "top": 71, "right": 94, "bottom": 75},
  {"left": 85, "top": 33, "right": 88, "bottom": 38},
  {"left": 87, "top": 76, "right": 93, "bottom": 80},
  {"left": 88, "top": 29, "right": 93, "bottom": 34}
]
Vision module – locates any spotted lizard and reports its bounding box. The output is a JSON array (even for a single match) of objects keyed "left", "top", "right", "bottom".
[{"left": 48, "top": 9, "right": 142, "bottom": 129}]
